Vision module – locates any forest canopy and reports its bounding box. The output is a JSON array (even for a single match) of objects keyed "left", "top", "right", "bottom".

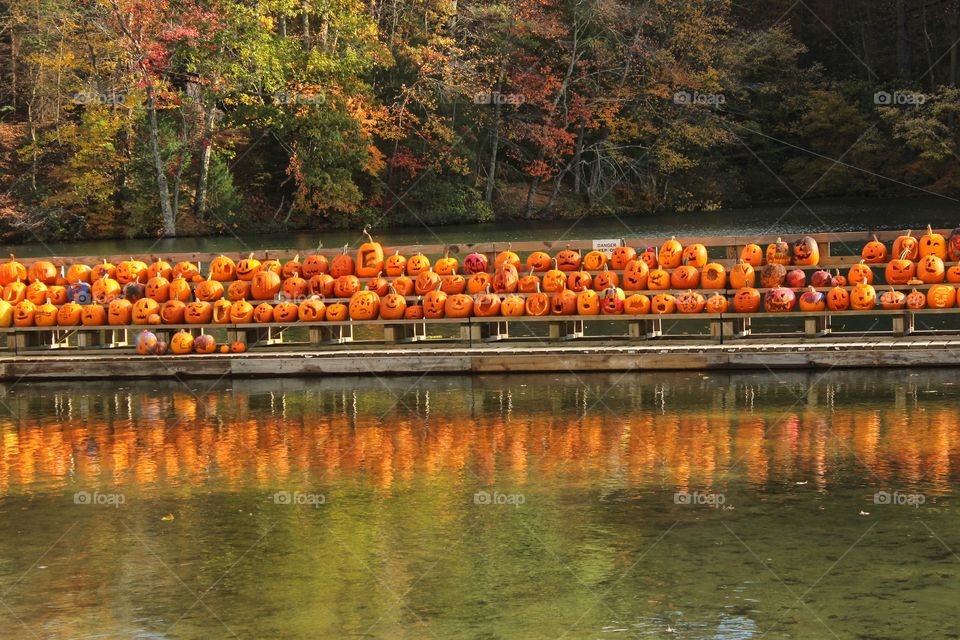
[{"left": 1, "top": 0, "right": 959, "bottom": 240}]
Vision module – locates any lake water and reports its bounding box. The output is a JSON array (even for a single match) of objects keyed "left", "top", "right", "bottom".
[{"left": 1, "top": 370, "right": 958, "bottom": 639}]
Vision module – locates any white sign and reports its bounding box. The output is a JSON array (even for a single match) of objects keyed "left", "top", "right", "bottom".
[{"left": 592, "top": 238, "right": 623, "bottom": 256}]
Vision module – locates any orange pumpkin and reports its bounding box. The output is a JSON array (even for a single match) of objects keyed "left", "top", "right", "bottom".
[
  {"left": 384, "top": 251, "right": 407, "bottom": 277},
  {"left": 227, "top": 280, "right": 252, "bottom": 302},
  {"left": 66, "top": 263, "right": 92, "bottom": 284},
  {"left": 273, "top": 301, "right": 299, "bottom": 322},
  {"left": 132, "top": 298, "right": 161, "bottom": 325},
  {"left": 622, "top": 259, "right": 649, "bottom": 291},
  {"left": 765, "top": 238, "right": 791, "bottom": 266},
  {"left": 526, "top": 251, "right": 552, "bottom": 272},
  {"left": 404, "top": 303, "right": 424, "bottom": 320},
  {"left": 13, "top": 300, "right": 37, "bottom": 326},
  {"left": 282, "top": 254, "right": 303, "bottom": 279},
  {"left": 676, "top": 290, "right": 706, "bottom": 314},
  {"left": 212, "top": 299, "right": 233, "bottom": 324},
  {"left": 330, "top": 245, "right": 356, "bottom": 278},
  {"left": 847, "top": 261, "right": 874, "bottom": 286},
  {"left": 434, "top": 251, "right": 459, "bottom": 276},
  {"left": 555, "top": 248, "right": 582, "bottom": 272},
  {"left": 415, "top": 271, "right": 442, "bottom": 296},
  {"left": 917, "top": 255, "right": 945, "bottom": 284},
  {"left": 251, "top": 270, "right": 282, "bottom": 300},
  {"left": 160, "top": 300, "right": 187, "bottom": 324},
  {"left": 474, "top": 287, "right": 502, "bottom": 317},
  {"left": 926, "top": 284, "right": 956, "bottom": 309},
  {"left": 524, "top": 289, "right": 549, "bottom": 317},
  {"left": 576, "top": 289, "right": 600, "bottom": 315},
  {"left": 406, "top": 252, "right": 431, "bottom": 276},
  {"left": 878, "top": 288, "right": 906, "bottom": 310},
  {"left": 729, "top": 262, "right": 755, "bottom": 289},
  {"left": 681, "top": 243, "right": 708, "bottom": 268},
  {"left": 905, "top": 289, "right": 926, "bottom": 310},
  {"left": 422, "top": 289, "right": 447, "bottom": 319},
  {"left": 892, "top": 231, "right": 919, "bottom": 261},
  {"left": 334, "top": 275, "right": 362, "bottom": 299},
  {"left": 670, "top": 265, "right": 700, "bottom": 290},
  {"left": 861, "top": 235, "right": 887, "bottom": 264},
  {"left": 494, "top": 247, "right": 522, "bottom": 271},
  {"left": 792, "top": 236, "right": 819, "bottom": 266},
  {"left": 500, "top": 295, "right": 525, "bottom": 317},
  {"left": 542, "top": 262, "right": 567, "bottom": 293},
  {"left": 356, "top": 229, "right": 385, "bottom": 277},
  {"left": 309, "top": 274, "right": 336, "bottom": 297},
  {"left": 230, "top": 299, "right": 255, "bottom": 323},
  {"left": 172, "top": 261, "right": 200, "bottom": 281},
  {"left": 593, "top": 267, "right": 618, "bottom": 291},
  {"left": 107, "top": 299, "right": 133, "bottom": 325},
  {"left": 623, "top": 293, "right": 651, "bottom": 315},
  {"left": 849, "top": 283, "right": 877, "bottom": 310},
  {"left": 740, "top": 244, "right": 763, "bottom": 268},
  {"left": 298, "top": 297, "right": 327, "bottom": 322},
  {"left": 733, "top": 288, "right": 761, "bottom": 313},
  {"left": 380, "top": 287, "right": 408, "bottom": 320},
  {"left": 550, "top": 288, "right": 578, "bottom": 316},
  {"left": 446, "top": 293, "right": 475, "bottom": 318},
  {"left": 34, "top": 300, "right": 58, "bottom": 327},
  {"left": 235, "top": 253, "right": 262, "bottom": 281},
  {"left": 145, "top": 276, "right": 171, "bottom": 302},
  {"left": 0, "top": 255, "right": 27, "bottom": 286},
  {"left": 195, "top": 276, "right": 226, "bottom": 302},
  {"left": 81, "top": 304, "right": 108, "bottom": 326},
  {"left": 885, "top": 253, "right": 917, "bottom": 285},
  {"left": 26, "top": 280, "right": 49, "bottom": 305},
  {"left": 492, "top": 264, "right": 519, "bottom": 293},
  {"left": 208, "top": 255, "right": 236, "bottom": 282},
  {"left": 826, "top": 286, "right": 849, "bottom": 311},
  {"left": 27, "top": 260, "right": 57, "bottom": 285},
  {"left": 582, "top": 250, "right": 607, "bottom": 271},
  {"left": 610, "top": 246, "right": 637, "bottom": 271},
  {"left": 919, "top": 225, "right": 947, "bottom": 260},
  {"left": 170, "top": 331, "right": 195, "bottom": 355},
  {"left": 646, "top": 269, "right": 670, "bottom": 291},
  {"left": 658, "top": 237, "right": 683, "bottom": 269},
  {"left": 302, "top": 254, "right": 330, "bottom": 278},
  {"left": 651, "top": 293, "right": 677, "bottom": 315},
  {"left": 184, "top": 301, "right": 213, "bottom": 324},
  {"left": 467, "top": 272, "right": 492, "bottom": 295},
  {"left": 253, "top": 303, "right": 274, "bottom": 323},
  {"left": 705, "top": 293, "right": 728, "bottom": 314},
  {"left": 701, "top": 263, "right": 726, "bottom": 289}
]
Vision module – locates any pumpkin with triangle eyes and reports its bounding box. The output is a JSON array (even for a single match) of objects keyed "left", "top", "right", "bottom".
[
  {"left": 681, "top": 243, "right": 708, "bottom": 268},
  {"left": 601, "top": 287, "right": 626, "bottom": 315},
  {"left": 764, "top": 287, "right": 796, "bottom": 313},
  {"left": 434, "top": 252, "right": 459, "bottom": 276},
  {"left": 392, "top": 275, "right": 416, "bottom": 296},
  {"left": 926, "top": 284, "right": 956, "bottom": 309},
  {"left": 878, "top": 288, "right": 906, "bottom": 310},
  {"left": 861, "top": 235, "right": 887, "bottom": 264},
  {"left": 831, "top": 271, "right": 848, "bottom": 287},
  {"left": 566, "top": 271, "right": 592, "bottom": 293},
  {"left": 440, "top": 274, "right": 467, "bottom": 295},
  {"left": 740, "top": 244, "right": 763, "bottom": 267},
  {"left": 273, "top": 301, "right": 300, "bottom": 322},
  {"left": 423, "top": 289, "right": 447, "bottom": 319},
  {"left": 765, "top": 238, "right": 791, "bottom": 266},
  {"left": 302, "top": 254, "right": 330, "bottom": 278},
  {"left": 466, "top": 272, "right": 492, "bottom": 295},
  {"left": 282, "top": 255, "right": 303, "bottom": 279},
  {"left": 406, "top": 252, "right": 431, "bottom": 276},
  {"left": 729, "top": 262, "right": 755, "bottom": 289},
  {"left": 892, "top": 231, "right": 919, "bottom": 261},
  {"left": 446, "top": 293, "right": 475, "bottom": 318},
  {"left": 610, "top": 246, "right": 637, "bottom": 271},
  {"left": 298, "top": 297, "right": 327, "bottom": 322},
  {"left": 415, "top": 271, "right": 441, "bottom": 296},
  {"left": 356, "top": 230, "right": 384, "bottom": 278},
  {"left": 107, "top": 299, "right": 133, "bottom": 325},
  {"left": 500, "top": 295, "right": 525, "bottom": 317},
  {"left": 384, "top": 251, "right": 408, "bottom": 277},
  {"left": 733, "top": 288, "right": 761, "bottom": 313},
  {"left": 798, "top": 287, "right": 826, "bottom": 312},
  {"left": 492, "top": 264, "right": 519, "bottom": 293},
  {"left": 56, "top": 302, "right": 83, "bottom": 326},
  {"left": 670, "top": 265, "right": 700, "bottom": 290},
  {"left": 251, "top": 270, "right": 281, "bottom": 300},
  {"left": 380, "top": 288, "right": 408, "bottom": 320},
  {"left": 330, "top": 246, "right": 356, "bottom": 278},
  {"left": 622, "top": 259, "right": 649, "bottom": 291},
  {"left": 34, "top": 300, "right": 58, "bottom": 327},
  {"left": 160, "top": 300, "right": 186, "bottom": 324},
  {"left": 792, "top": 236, "right": 819, "bottom": 266},
  {"left": 849, "top": 283, "right": 877, "bottom": 310},
  {"left": 576, "top": 289, "right": 600, "bottom": 316},
  {"left": 658, "top": 237, "right": 683, "bottom": 269},
  {"left": 885, "top": 253, "right": 917, "bottom": 285},
  {"left": 145, "top": 276, "right": 171, "bottom": 302},
  {"left": 132, "top": 298, "right": 161, "bottom": 325},
  {"left": 27, "top": 260, "right": 57, "bottom": 285},
  {"left": 917, "top": 255, "right": 945, "bottom": 284},
  {"left": 13, "top": 300, "right": 37, "bottom": 326},
  {"left": 0, "top": 255, "right": 27, "bottom": 286},
  {"left": 195, "top": 277, "right": 226, "bottom": 302},
  {"left": 81, "top": 304, "right": 107, "bottom": 326},
  {"left": 253, "top": 303, "right": 274, "bottom": 323},
  {"left": 550, "top": 288, "right": 578, "bottom": 316},
  {"left": 172, "top": 261, "right": 201, "bottom": 281},
  {"left": 919, "top": 225, "right": 947, "bottom": 260},
  {"left": 582, "top": 250, "right": 608, "bottom": 271},
  {"left": 826, "top": 286, "right": 849, "bottom": 311},
  {"left": 646, "top": 268, "right": 670, "bottom": 291},
  {"left": 593, "top": 267, "right": 619, "bottom": 291},
  {"left": 623, "top": 294, "right": 651, "bottom": 315},
  {"left": 309, "top": 274, "right": 336, "bottom": 297},
  {"left": 212, "top": 299, "right": 233, "bottom": 324},
  {"left": 905, "top": 289, "right": 926, "bottom": 310},
  {"left": 463, "top": 252, "right": 488, "bottom": 275},
  {"left": 651, "top": 293, "right": 677, "bottom": 315},
  {"left": 542, "top": 262, "right": 567, "bottom": 293},
  {"left": 676, "top": 290, "right": 706, "bottom": 314},
  {"left": 235, "top": 253, "right": 262, "bottom": 281},
  {"left": 227, "top": 280, "right": 252, "bottom": 302},
  {"left": 184, "top": 300, "right": 213, "bottom": 324},
  {"left": 700, "top": 263, "right": 726, "bottom": 289},
  {"left": 555, "top": 248, "right": 582, "bottom": 272},
  {"left": 704, "top": 293, "right": 728, "bottom": 314},
  {"left": 334, "top": 275, "right": 362, "bottom": 299},
  {"left": 473, "top": 288, "right": 501, "bottom": 317}
]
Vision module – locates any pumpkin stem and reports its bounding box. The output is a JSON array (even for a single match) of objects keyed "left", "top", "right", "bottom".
[
  {"left": 248, "top": 252, "right": 254, "bottom": 259},
  {"left": 362, "top": 225, "right": 373, "bottom": 243},
  {"left": 927, "top": 224, "right": 934, "bottom": 235}
]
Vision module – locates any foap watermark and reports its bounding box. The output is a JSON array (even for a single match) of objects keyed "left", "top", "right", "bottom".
[
  {"left": 874, "top": 90, "right": 926, "bottom": 106},
  {"left": 74, "top": 491, "right": 125, "bottom": 508},
  {"left": 674, "top": 491, "right": 725, "bottom": 507},
  {"left": 673, "top": 90, "right": 726, "bottom": 107},
  {"left": 474, "top": 91, "right": 526, "bottom": 106},
  {"left": 274, "top": 92, "right": 326, "bottom": 106},
  {"left": 273, "top": 490, "right": 326, "bottom": 506},
  {"left": 873, "top": 490, "right": 925, "bottom": 508},
  {"left": 71, "top": 90, "right": 131, "bottom": 106},
  {"left": 473, "top": 490, "right": 526, "bottom": 508}
]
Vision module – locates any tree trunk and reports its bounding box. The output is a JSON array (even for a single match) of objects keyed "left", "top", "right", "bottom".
[
  {"left": 523, "top": 177, "right": 540, "bottom": 219},
  {"left": 301, "top": 0, "right": 311, "bottom": 50},
  {"left": 194, "top": 101, "right": 217, "bottom": 222},
  {"left": 146, "top": 86, "right": 177, "bottom": 237},
  {"left": 952, "top": 0, "right": 960, "bottom": 86},
  {"left": 484, "top": 76, "right": 502, "bottom": 204},
  {"left": 897, "top": 0, "right": 911, "bottom": 80},
  {"left": 572, "top": 123, "right": 584, "bottom": 195}
]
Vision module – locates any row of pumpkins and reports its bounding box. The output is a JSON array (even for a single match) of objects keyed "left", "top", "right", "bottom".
[
  {"left": 136, "top": 331, "right": 247, "bottom": 356},
  {"left": 1, "top": 280, "right": 957, "bottom": 328}
]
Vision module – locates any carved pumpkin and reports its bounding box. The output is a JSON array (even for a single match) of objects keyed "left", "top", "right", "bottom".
[
  {"left": 168, "top": 277, "right": 192, "bottom": 302},
  {"left": 230, "top": 341, "right": 247, "bottom": 353},
  {"left": 518, "top": 270, "right": 540, "bottom": 294},
  {"left": 733, "top": 288, "right": 761, "bottom": 313},
  {"left": 123, "top": 282, "right": 146, "bottom": 303},
  {"left": 27, "top": 260, "right": 57, "bottom": 285},
  {"left": 251, "top": 270, "right": 281, "bottom": 300},
  {"left": 26, "top": 280, "right": 48, "bottom": 305},
  {"left": 253, "top": 303, "right": 274, "bottom": 323},
  {"left": 885, "top": 253, "right": 917, "bottom": 285},
  {"left": 145, "top": 276, "right": 170, "bottom": 302},
  {"left": 89, "top": 260, "right": 117, "bottom": 283},
  {"left": 810, "top": 269, "right": 832, "bottom": 288},
  {"left": 892, "top": 231, "right": 919, "bottom": 261},
  {"left": 207, "top": 256, "right": 236, "bottom": 282},
  {"left": 0, "top": 255, "right": 27, "bottom": 286},
  {"left": 66, "top": 263, "right": 92, "bottom": 284},
  {"left": 670, "top": 265, "right": 700, "bottom": 289},
  {"left": 440, "top": 274, "right": 466, "bottom": 295},
  {"left": 273, "top": 301, "right": 299, "bottom": 322},
  {"left": 611, "top": 246, "right": 637, "bottom": 271},
  {"left": 622, "top": 259, "right": 649, "bottom": 291},
  {"left": 474, "top": 287, "right": 501, "bottom": 317},
  {"left": 384, "top": 251, "right": 408, "bottom": 277},
  {"left": 309, "top": 274, "right": 336, "bottom": 297},
  {"left": 34, "top": 300, "right": 58, "bottom": 327},
  {"left": 107, "top": 299, "right": 133, "bottom": 325},
  {"left": 926, "top": 284, "right": 956, "bottom": 309},
  {"left": 729, "top": 262, "right": 755, "bottom": 290},
  {"left": 492, "top": 264, "right": 520, "bottom": 293},
  {"left": 701, "top": 263, "right": 726, "bottom": 289},
  {"left": 92, "top": 278, "right": 121, "bottom": 304},
  {"left": 847, "top": 261, "right": 873, "bottom": 286},
  {"left": 765, "top": 238, "right": 791, "bottom": 266},
  {"left": 500, "top": 295, "right": 525, "bottom": 317},
  {"left": 463, "top": 252, "right": 489, "bottom": 275},
  {"left": 132, "top": 298, "right": 161, "bottom": 325},
  {"left": 792, "top": 236, "right": 819, "bottom": 266},
  {"left": 170, "top": 331, "right": 195, "bottom": 355},
  {"left": 905, "top": 289, "right": 926, "bottom": 310},
  {"left": 212, "top": 299, "right": 232, "bottom": 324},
  {"left": 919, "top": 225, "right": 947, "bottom": 260},
  {"left": 705, "top": 293, "right": 728, "bottom": 314},
  {"left": 947, "top": 266, "right": 960, "bottom": 284},
  {"left": 798, "top": 287, "right": 826, "bottom": 312},
  {"left": 184, "top": 301, "right": 213, "bottom": 324},
  {"left": 862, "top": 235, "right": 887, "bottom": 264},
  {"left": 13, "top": 300, "right": 37, "bottom": 326},
  {"left": 917, "top": 255, "right": 945, "bottom": 284},
  {"left": 54, "top": 302, "right": 82, "bottom": 326},
  {"left": 466, "top": 272, "right": 492, "bottom": 295},
  {"left": 172, "top": 261, "right": 200, "bottom": 281},
  {"left": 227, "top": 280, "right": 252, "bottom": 302},
  {"left": 582, "top": 250, "right": 608, "bottom": 271},
  {"left": 555, "top": 248, "right": 582, "bottom": 272},
  {"left": 600, "top": 287, "right": 626, "bottom": 315},
  {"left": 593, "top": 266, "right": 619, "bottom": 291},
  {"left": 651, "top": 293, "right": 677, "bottom": 315},
  {"left": 576, "top": 289, "right": 600, "bottom": 315},
  {"left": 849, "top": 283, "right": 877, "bottom": 310},
  {"left": 681, "top": 243, "right": 708, "bottom": 268},
  {"left": 302, "top": 253, "right": 330, "bottom": 278},
  {"left": 878, "top": 288, "right": 906, "bottom": 310},
  {"left": 494, "top": 247, "right": 521, "bottom": 271},
  {"left": 46, "top": 285, "right": 66, "bottom": 305},
  {"left": 195, "top": 276, "right": 226, "bottom": 302},
  {"left": 566, "top": 271, "right": 592, "bottom": 293},
  {"left": 542, "top": 262, "right": 567, "bottom": 293},
  {"left": 356, "top": 229, "right": 385, "bottom": 278},
  {"left": 3, "top": 280, "right": 26, "bottom": 304},
  {"left": 160, "top": 300, "right": 187, "bottom": 324},
  {"left": 260, "top": 259, "right": 282, "bottom": 277},
  {"left": 826, "top": 286, "right": 849, "bottom": 311},
  {"left": 740, "top": 244, "right": 763, "bottom": 268},
  {"left": 415, "top": 271, "right": 442, "bottom": 296},
  {"left": 446, "top": 293, "right": 475, "bottom": 318},
  {"left": 658, "top": 237, "right": 683, "bottom": 269},
  {"left": 334, "top": 275, "right": 362, "bottom": 299},
  {"left": 831, "top": 271, "right": 848, "bottom": 287},
  {"left": 623, "top": 294, "right": 651, "bottom": 315},
  {"left": 330, "top": 245, "right": 356, "bottom": 278},
  {"left": 947, "top": 228, "right": 960, "bottom": 262},
  {"left": 549, "top": 288, "right": 577, "bottom": 316},
  {"left": 392, "top": 275, "right": 416, "bottom": 297},
  {"left": 366, "top": 275, "right": 390, "bottom": 297},
  {"left": 764, "top": 287, "right": 796, "bottom": 312},
  {"left": 406, "top": 252, "right": 431, "bottom": 276},
  {"left": 434, "top": 251, "right": 459, "bottom": 276},
  {"left": 676, "top": 290, "right": 705, "bottom": 314},
  {"left": 646, "top": 269, "right": 670, "bottom": 291},
  {"left": 235, "top": 253, "right": 262, "bottom": 281},
  {"left": 639, "top": 247, "right": 658, "bottom": 270},
  {"left": 282, "top": 255, "right": 303, "bottom": 279},
  {"left": 81, "top": 304, "right": 107, "bottom": 326},
  {"left": 760, "top": 263, "right": 787, "bottom": 289},
  {"left": 380, "top": 287, "right": 408, "bottom": 320},
  {"left": 423, "top": 288, "right": 447, "bottom": 319},
  {"left": 404, "top": 303, "right": 424, "bottom": 320},
  {"left": 298, "top": 297, "right": 327, "bottom": 322}
]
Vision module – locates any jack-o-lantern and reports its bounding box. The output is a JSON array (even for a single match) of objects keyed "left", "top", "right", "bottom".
[
  {"left": 658, "top": 237, "right": 683, "bottom": 269},
  {"left": 415, "top": 271, "right": 442, "bottom": 296},
  {"left": 193, "top": 334, "right": 217, "bottom": 354},
  {"left": 862, "top": 235, "right": 887, "bottom": 264},
  {"left": 550, "top": 288, "right": 578, "bottom": 316},
  {"left": 542, "top": 262, "right": 567, "bottom": 293},
  {"left": 235, "top": 253, "right": 262, "bottom": 281},
  {"left": 404, "top": 303, "right": 424, "bottom": 320},
  {"left": 917, "top": 255, "right": 945, "bottom": 284},
  {"left": 251, "top": 270, "right": 281, "bottom": 300},
  {"left": 500, "top": 295, "right": 525, "bottom": 317},
  {"left": 253, "top": 303, "right": 274, "bottom": 323},
  {"left": 423, "top": 288, "right": 447, "bottom": 319},
  {"left": 90, "top": 260, "right": 117, "bottom": 283},
  {"left": 282, "top": 255, "right": 303, "bottom": 279},
  {"left": 518, "top": 270, "right": 540, "bottom": 294},
  {"left": 334, "top": 274, "right": 362, "bottom": 299},
  {"left": 356, "top": 229, "right": 385, "bottom": 278},
  {"left": 145, "top": 276, "right": 171, "bottom": 302},
  {"left": 367, "top": 276, "right": 390, "bottom": 297},
  {"left": 765, "top": 238, "right": 792, "bottom": 266},
  {"left": 27, "top": 260, "right": 57, "bottom": 285},
  {"left": 892, "top": 231, "right": 919, "bottom": 261},
  {"left": 184, "top": 301, "right": 213, "bottom": 324},
  {"left": 593, "top": 267, "right": 618, "bottom": 291},
  {"left": 681, "top": 243, "right": 708, "bottom": 268},
  {"left": 740, "top": 244, "right": 763, "bottom": 268},
  {"left": 392, "top": 275, "right": 416, "bottom": 296},
  {"left": 384, "top": 251, "right": 408, "bottom": 277},
  {"left": 81, "top": 304, "right": 107, "bottom": 326},
  {"left": 792, "top": 236, "right": 819, "bottom": 266},
  {"left": 0, "top": 255, "right": 27, "bottom": 286},
  {"left": 26, "top": 280, "right": 48, "bottom": 305},
  {"left": 494, "top": 247, "right": 521, "bottom": 271},
  {"left": 651, "top": 293, "right": 677, "bottom": 315},
  {"left": 230, "top": 299, "right": 255, "bottom": 323},
  {"left": 798, "top": 287, "right": 826, "bottom": 312},
  {"left": 132, "top": 298, "right": 161, "bottom": 325},
  {"left": 849, "top": 283, "right": 876, "bottom": 310},
  {"left": 309, "top": 274, "right": 336, "bottom": 297},
  {"left": 582, "top": 250, "right": 608, "bottom": 271},
  {"left": 56, "top": 302, "right": 83, "bottom": 326},
  {"left": 826, "top": 286, "right": 849, "bottom": 311},
  {"left": 463, "top": 253, "right": 489, "bottom": 275},
  {"left": 705, "top": 293, "right": 728, "bottom": 314},
  {"left": 905, "top": 289, "right": 926, "bottom": 310},
  {"left": 160, "top": 300, "right": 186, "bottom": 324},
  {"left": 947, "top": 228, "right": 960, "bottom": 262},
  {"left": 260, "top": 259, "right": 282, "bottom": 276},
  {"left": 878, "top": 288, "right": 906, "bottom": 310},
  {"left": 435, "top": 251, "right": 459, "bottom": 276},
  {"left": 492, "top": 264, "right": 519, "bottom": 293},
  {"left": 114, "top": 259, "right": 148, "bottom": 285},
  {"left": 440, "top": 274, "right": 467, "bottom": 295},
  {"left": 764, "top": 287, "right": 796, "bottom": 312},
  {"left": 170, "top": 331, "right": 195, "bottom": 355},
  {"left": 622, "top": 259, "right": 649, "bottom": 291},
  {"left": 639, "top": 247, "right": 658, "bottom": 270},
  {"left": 196, "top": 276, "right": 226, "bottom": 302},
  {"left": 66, "top": 263, "right": 92, "bottom": 284},
  {"left": 92, "top": 278, "right": 121, "bottom": 304},
  {"left": 729, "top": 262, "right": 756, "bottom": 290},
  {"left": 733, "top": 288, "right": 761, "bottom": 313},
  {"left": 34, "top": 300, "right": 58, "bottom": 327},
  {"left": 172, "top": 261, "right": 200, "bottom": 281},
  {"left": 926, "top": 284, "right": 956, "bottom": 309},
  {"left": 273, "top": 301, "right": 299, "bottom": 322},
  {"left": 885, "top": 252, "right": 917, "bottom": 285},
  {"left": 555, "top": 247, "right": 582, "bottom": 272},
  {"left": 330, "top": 245, "right": 356, "bottom": 278},
  {"left": 919, "top": 225, "right": 947, "bottom": 260},
  {"left": 624, "top": 294, "right": 651, "bottom": 315},
  {"left": 227, "top": 280, "right": 252, "bottom": 302},
  {"left": 831, "top": 271, "right": 847, "bottom": 287},
  {"left": 467, "top": 272, "right": 491, "bottom": 295},
  {"left": 600, "top": 287, "right": 626, "bottom": 315},
  {"left": 676, "top": 290, "right": 705, "bottom": 314},
  {"left": 947, "top": 266, "right": 960, "bottom": 284},
  {"left": 701, "top": 263, "right": 726, "bottom": 289},
  {"left": 47, "top": 285, "right": 67, "bottom": 305},
  {"left": 647, "top": 269, "right": 670, "bottom": 291},
  {"left": 107, "top": 299, "right": 133, "bottom": 325},
  {"left": 13, "top": 300, "right": 37, "bottom": 326},
  {"left": 611, "top": 246, "right": 637, "bottom": 271},
  {"left": 122, "top": 282, "right": 146, "bottom": 303},
  {"left": 212, "top": 299, "right": 233, "bottom": 324},
  {"left": 566, "top": 271, "right": 592, "bottom": 293},
  {"left": 3, "top": 280, "right": 26, "bottom": 304},
  {"left": 168, "top": 277, "right": 192, "bottom": 302},
  {"left": 670, "top": 265, "right": 700, "bottom": 290},
  {"left": 845, "top": 261, "right": 873, "bottom": 286},
  {"left": 302, "top": 253, "right": 330, "bottom": 278},
  {"left": 380, "top": 287, "right": 408, "bottom": 320},
  {"left": 446, "top": 293, "right": 475, "bottom": 318},
  {"left": 760, "top": 263, "right": 787, "bottom": 289},
  {"left": 576, "top": 289, "right": 600, "bottom": 315},
  {"left": 474, "top": 287, "right": 501, "bottom": 317},
  {"left": 298, "top": 297, "right": 327, "bottom": 322},
  {"left": 406, "top": 252, "right": 431, "bottom": 276}
]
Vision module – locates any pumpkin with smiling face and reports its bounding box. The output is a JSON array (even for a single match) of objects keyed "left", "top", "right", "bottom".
[
  {"left": 765, "top": 238, "right": 792, "bottom": 266},
  {"left": 646, "top": 268, "right": 670, "bottom": 291},
  {"left": 13, "top": 300, "right": 37, "bottom": 326},
  {"left": 273, "top": 301, "right": 300, "bottom": 322},
  {"left": 704, "top": 293, "right": 728, "bottom": 314},
  {"left": 917, "top": 255, "right": 945, "bottom": 284},
  {"left": 0, "top": 255, "right": 27, "bottom": 286},
  {"left": 849, "top": 283, "right": 877, "bottom": 310},
  {"left": 623, "top": 294, "right": 651, "bottom": 315},
  {"left": 651, "top": 293, "right": 677, "bottom": 315},
  {"left": 384, "top": 251, "right": 408, "bottom": 277},
  {"left": 764, "top": 287, "right": 796, "bottom": 312},
  {"left": 379, "top": 287, "right": 408, "bottom": 320},
  {"left": 919, "top": 225, "right": 947, "bottom": 260},
  {"left": 500, "top": 295, "right": 525, "bottom": 317},
  {"left": 107, "top": 299, "right": 133, "bottom": 325},
  {"left": 434, "top": 251, "right": 459, "bottom": 276},
  {"left": 253, "top": 303, "right": 274, "bottom": 323},
  {"left": 622, "top": 259, "right": 649, "bottom": 291},
  {"left": 251, "top": 270, "right": 281, "bottom": 301},
  {"left": 81, "top": 304, "right": 107, "bottom": 326},
  {"left": 701, "top": 263, "right": 726, "bottom": 289},
  {"left": 566, "top": 271, "right": 593, "bottom": 293},
  {"left": 892, "top": 231, "right": 919, "bottom": 261},
  {"left": 658, "top": 237, "right": 683, "bottom": 269},
  {"left": 576, "top": 289, "right": 600, "bottom": 316},
  {"left": 740, "top": 244, "right": 763, "bottom": 268},
  {"left": 302, "top": 254, "right": 330, "bottom": 278},
  {"left": 356, "top": 229, "right": 385, "bottom": 278},
  {"left": 422, "top": 289, "right": 447, "bottom": 319},
  {"left": 947, "top": 266, "right": 960, "bottom": 284},
  {"left": 728, "top": 262, "right": 756, "bottom": 289},
  {"left": 550, "top": 288, "right": 578, "bottom": 316},
  {"left": 115, "top": 259, "right": 149, "bottom": 285},
  {"left": 132, "top": 298, "right": 161, "bottom": 325},
  {"left": 798, "top": 287, "right": 826, "bottom": 312},
  {"left": 228, "top": 299, "right": 254, "bottom": 324},
  {"left": 184, "top": 301, "right": 213, "bottom": 324},
  {"left": 542, "top": 262, "right": 567, "bottom": 293},
  {"left": 862, "top": 235, "right": 887, "bottom": 264},
  {"left": 366, "top": 275, "right": 390, "bottom": 297},
  {"left": 282, "top": 255, "right": 303, "bottom": 279},
  {"left": 56, "top": 302, "right": 83, "bottom": 326},
  {"left": 826, "top": 286, "right": 849, "bottom": 311},
  {"left": 792, "top": 236, "right": 819, "bottom": 266},
  {"left": 195, "top": 276, "right": 226, "bottom": 302},
  {"left": 334, "top": 274, "right": 362, "bottom": 299},
  {"left": 463, "top": 252, "right": 488, "bottom": 275},
  {"left": 492, "top": 264, "right": 519, "bottom": 294},
  {"left": 555, "top": 248, "right": 582, "bottom": 272},
  {"left": 145, "top": 276, "right": 171, "bottom": 302},
  {"left": 610, "top": 246, "right": 637, "bottom": 271},
  {"left": 846, "top": 261, "right": 873, "bottom": 286},
  {"left": 593, "top": 266, "right": 618, "bottom": 292},
  {"left": 733, "top": 288, "right": 761, "bottom": 313},
  {"left": 474, "top": 287, "right": 501, "bottom": 317},
  {"left": 760, "top": 263, "right": 787, "bottom": 289},
  {"left": 878, "top": 288, "right": 906, "bottom": 310},
  {"left": 676, "top": 290, "right": 705, "bottom": 314},
  {"left": 34, "top": 300, "right": 58, "bottom": 327},
  {"left": 926, "top": 284, "right": 956, "bottom": 309},
  {"left": 681, "top": 243, "right": 708, "bottom": 268},
  {"left": 466, "top": 272, "right": 491, "bottom": 295},
  {"left": 169, "top": 331, "right": 195, "bottom": 355},
  {"left": 406, "top": 252, "right": 432, "bottom": 276},
  {"left": 639, "top": 247, "right": 659, "bottom": 270},
  {"left": 670, "top": 265, "right": 700, "bottom": 290},
  {"left": 160, "top": 300, "right": 187, "bottom": 324},
  {"left": 415, "top": 271, "right": 442, "bottom": 296},
  {"left": 582, "top": 250, "right": 608, "bottom": 272},
  {"left": 905, "top": 289, "right": 927, "bottom": 310},
  {"left": 235, "top": 253, "right": 262, "bottom": 281},
  {"left": 298, "top": 297, "right": 327, "bottom": 322},
  {"left": 885, "top": 252, "right": 917, "bottom": 285},
  {"left": 600, "top": 287, "right": 626, "bottom": 315},
  {"left": 227, "top": 280, "right": 252, "bottom": 302},
  {"left": 446, "top": 293, "right": 475, "bottom": 318},
  {"left": 330, "top": 245, "right": 356, "bottom": 278}
]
